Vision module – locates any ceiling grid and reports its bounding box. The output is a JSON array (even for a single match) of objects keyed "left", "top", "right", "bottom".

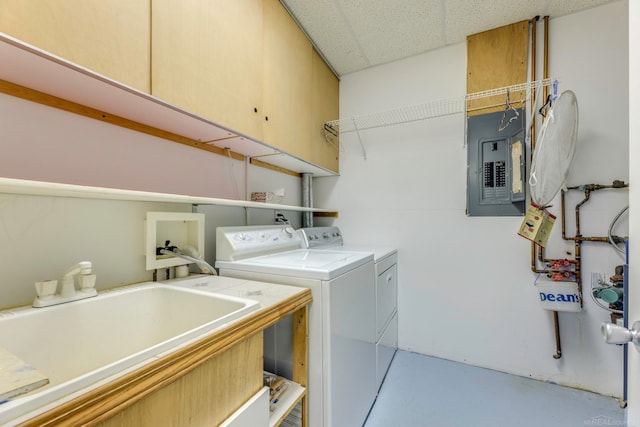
[{"left": 281, "top": 0, "right": 618, "bottom": 76}]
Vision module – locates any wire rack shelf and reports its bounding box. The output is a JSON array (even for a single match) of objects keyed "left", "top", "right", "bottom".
[{"left": 324, "top": 78, "right": 558, "bottom": 136}]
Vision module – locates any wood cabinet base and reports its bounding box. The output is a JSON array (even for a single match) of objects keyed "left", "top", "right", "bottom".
[{"left": 97, "top": 333, "right": 263, "bottom": 427}]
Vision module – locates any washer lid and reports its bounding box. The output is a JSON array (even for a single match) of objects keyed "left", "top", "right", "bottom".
[{"left": 216, "top": 249, "right": 373, "bottom": 280}]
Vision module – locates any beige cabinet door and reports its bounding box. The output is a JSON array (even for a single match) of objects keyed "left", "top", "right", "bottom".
[
  {"left": 0, "top": 0, "right": 151, "bottom": 93},
  {"left": 262, "top": 0, "right": 312, "bottom": 160},
  {"left": 151, "top": 0, "right": 263, "bottom": 139},
  {"left": 311, "top": 49, "right": 339, "bottom": 173}
]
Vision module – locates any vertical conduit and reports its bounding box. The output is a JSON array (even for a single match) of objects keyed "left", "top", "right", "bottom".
[
  {"left": 529, "top": 15, "right": 561, "bottom": 359},
  {"left": 529, "top": 16, "right": 540, "bottom": 276},
  {"left": 530, "top": 15, "right": 561, "bottom": 359},
  {"left": 543, "top": 16, "right": 550, "bottom": 105},
  {"left": 541, "top": 15, "right": 562, "bottom": 360},
  {"left": 302, "top": 173, "right": 313, "bottom": 228},
  {"left": 530, "top": 16, "right": 539, "bottom": 152}
]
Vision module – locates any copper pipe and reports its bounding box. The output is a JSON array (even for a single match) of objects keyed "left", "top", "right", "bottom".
[
  {"left": 571, "top": 191, "right": 589, "bottom": 309},
  {"left": 535, "top": 179, "right": 628, "bottom": 359},
  {"left": 576, "top": 236, "right": 610, "bottom": 242},
  {"left": 561, "top": 190, "right": 567, "bottom": 239},
  {"left": 575, "top": 238, "right": 583, "bottom": 303},
  {"left": 542, "top": 14, "right": 561, "bottom": 360},
  {"left": 528, "top": 17, "right": 540, "bottom": 273},
  {"left": 558, "top": 182, "right": 629, "bottom": 310},
  {"left": 575, "top": 190, "right": 591, "bottom": 237},
  {"left": 531, "top": 242, "right": 539, "bottom": 273},
  {"left": 552, "top": 311, "right": 562, "bottom": 359},
  {"left": 531, "top": 16, "right": 539, "bottom": 151},
  {"left": 529, "top": 21, "right": 539, "bottom": 288},
  {"left": 530, "top": 243, "right": 570, "bottom": 274},
  {"left": 543, "top": 16, "right": 549, "bottom": 102},
  {"left": 566, "top": 181, "right": 628, "bottom": 191},
  {"left": 537, "top": 245, "right": 576, "bottom": 265},
  {"left": 562, "top": 183, "right": 628, "bottom": 242}
]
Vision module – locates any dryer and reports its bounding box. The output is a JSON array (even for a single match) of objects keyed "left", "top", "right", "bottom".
[
  {"left": 299, "top": 227, "right": 398, "bottom": 391},
  {"left": 215, "top": 225, "right": 377, "bottom": 427}
]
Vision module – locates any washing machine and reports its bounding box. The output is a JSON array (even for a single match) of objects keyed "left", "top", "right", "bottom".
[
  {"left": 298, "top": 227, "right": 398, "bottom": 391},
  {"left": 215, "top": 225, "right": 377, "bottom": 427}
]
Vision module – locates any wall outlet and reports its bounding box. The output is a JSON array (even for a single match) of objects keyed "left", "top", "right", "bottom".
[{"left": 275, "top": 211, "right": 287, "bottom": 223}]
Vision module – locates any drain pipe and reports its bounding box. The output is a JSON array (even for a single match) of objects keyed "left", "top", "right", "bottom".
[{"left": 302, "top": 173, "right": 313, "bottom": 228}]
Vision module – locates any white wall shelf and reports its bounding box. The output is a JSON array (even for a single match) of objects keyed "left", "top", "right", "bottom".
[
  {"left": 0, "top": 32, "right": 336, "bottom": 178},
  {"left": 0, "top": 177, "right": 337, "bottom": 214}
]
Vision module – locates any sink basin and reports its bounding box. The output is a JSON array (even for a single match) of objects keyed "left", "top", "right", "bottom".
[{"left": 0, "top": 282, "right": 259, "bottom": 424}]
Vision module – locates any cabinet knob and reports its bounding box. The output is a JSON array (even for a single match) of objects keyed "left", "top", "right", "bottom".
[{"left": 265, "top": 116, "right": 269, "bottom": 121}]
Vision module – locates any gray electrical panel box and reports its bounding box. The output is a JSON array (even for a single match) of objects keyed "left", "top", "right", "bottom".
[{"left": 467, "top": 109, "right": 526, "bottom": 216}]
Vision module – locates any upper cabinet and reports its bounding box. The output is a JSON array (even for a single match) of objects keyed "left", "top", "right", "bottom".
[
  {"left": 0, "top": 0, "right": 339, "bottom": 174},
  {"left": 151, "top": 0, "right": 264, "bottom": 139},
  {"left": 262, "top": 0, "right": 312, "bottom": 161},
  {"left": 0, "top": 0, "right": 151, "bottom": 93},
  {"left": 153, "top": 0, "right": 323, "bottom": 166},
  {"left": 311, "top": 49, "right": 340, "bottom": 172}
]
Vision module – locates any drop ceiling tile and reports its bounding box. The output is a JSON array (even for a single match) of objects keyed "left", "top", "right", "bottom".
[
  {"left": 282, "top": 0, "right": 370, "bottom": 75},
  {"left": 445, "top": 0, "right": 539, "bottom": 43},
  {"left": 445, "top": 0, "right": 617, "bottom": 45},
  {"left": 281, "top": 0, "right": 619, "bottom": 76},
  {"left": 543, "top": 0, "right": 618, "bottom": 17},
  {"left": 338, "top": 0, "right": 443, "bottom": 66}
]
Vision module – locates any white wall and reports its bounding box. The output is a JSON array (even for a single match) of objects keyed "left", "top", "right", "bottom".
[
  {"left": 315, "top": 1, "right": 629, "bottom": 397},
  {"left": 0, "top": 92, "right": 246, "bottom": 199},
  {"left": 0, "top": 194, "right": 190, "bottom": 308}
]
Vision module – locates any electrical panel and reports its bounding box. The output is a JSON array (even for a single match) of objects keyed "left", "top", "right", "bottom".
[{"left": 467, "top": 109, "right": 525, "bottom": 216}]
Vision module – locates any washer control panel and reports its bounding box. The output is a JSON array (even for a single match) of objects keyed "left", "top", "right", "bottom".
[
  {"left": 298, "top": 226, "right": 344, "bottom": 249},
  {"left": 216, "top": 225, "right": 301, "bottom": 261}
]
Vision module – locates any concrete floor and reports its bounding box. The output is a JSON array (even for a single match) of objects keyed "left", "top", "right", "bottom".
[{"left": 364, "top": 350, "right": 626, "bottom": 427}]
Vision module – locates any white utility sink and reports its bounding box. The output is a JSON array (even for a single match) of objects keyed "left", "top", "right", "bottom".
[{"left": 0, "top": 282, "right": 259, "bottom": 425}]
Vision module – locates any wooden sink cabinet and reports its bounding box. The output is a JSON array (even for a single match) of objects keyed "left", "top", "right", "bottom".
[{"left": 16, "top": 288, "right": 311, "bottom": 427}]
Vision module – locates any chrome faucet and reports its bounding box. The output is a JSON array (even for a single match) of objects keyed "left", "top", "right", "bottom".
[
  {"left": 33, "top": 261, "right": 98, "bottom": 307},
  {"left": 159, "top": 246, "right": 217, "bottom": 275}
]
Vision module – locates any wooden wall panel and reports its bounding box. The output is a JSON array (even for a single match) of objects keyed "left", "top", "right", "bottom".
[{"left": 466, "top": 21, "right": 529, "bottom": 116}]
